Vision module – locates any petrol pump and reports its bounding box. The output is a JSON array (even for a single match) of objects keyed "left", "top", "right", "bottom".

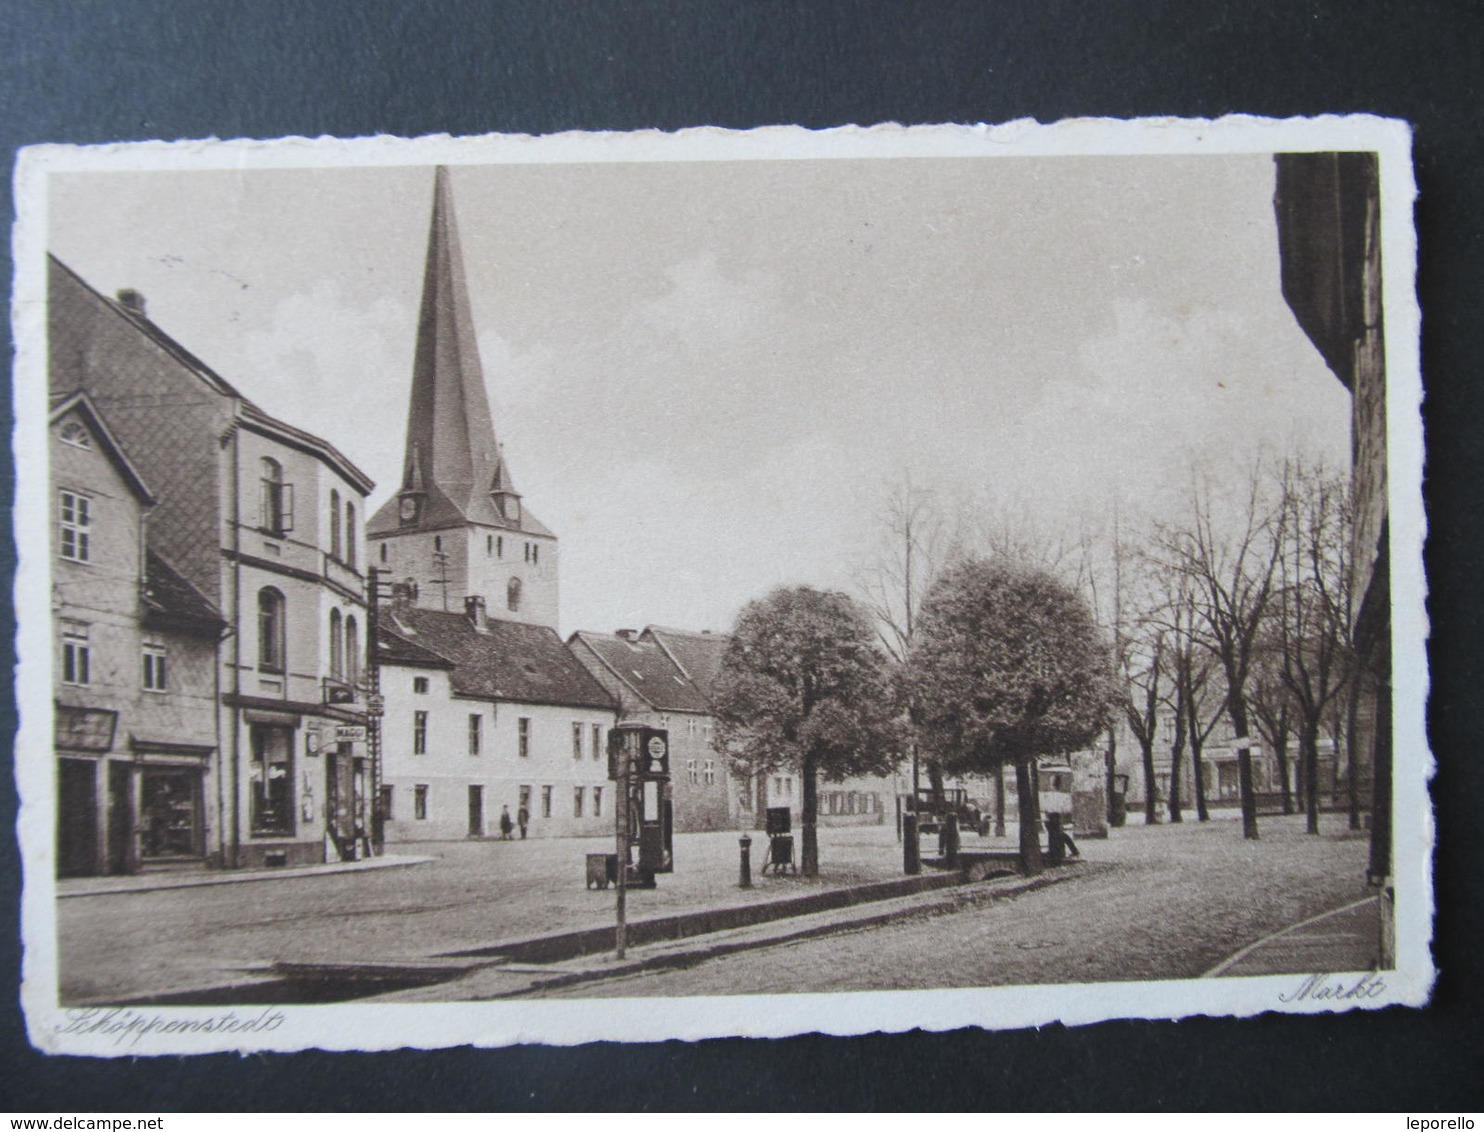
[{"left": 607, "top": 723, "right": 673, "bottom": 886}]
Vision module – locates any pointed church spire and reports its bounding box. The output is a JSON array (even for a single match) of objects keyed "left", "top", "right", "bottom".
[{"left": 381, "top": 166, "right": 510, "bottom": 530}]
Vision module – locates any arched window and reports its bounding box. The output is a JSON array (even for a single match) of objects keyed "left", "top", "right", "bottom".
[
  {"left": 344, "top": 502, "right": 356, "bottom": 569},
  {"left": 507, "top": 576, "right": 522, "bottom": 612},
  {"left": 259, "top": 458, "right": 292, "bottom": 535},
  {"left": 344, "top": 616, "right": 359, "bottom": 686},
  {"left": 258, "top": 588, "right": 286, "bottom": 672},
  {"left": 329, "top": 608, "right": 343, "bottom": 681},
  {"left": 329, "top": 489, "right": 342, "bottom": 559}
]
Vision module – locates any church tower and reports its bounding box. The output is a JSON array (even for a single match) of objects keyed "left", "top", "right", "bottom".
[{"left": 367, "top": 167, "right": 558, "bottom": 629}]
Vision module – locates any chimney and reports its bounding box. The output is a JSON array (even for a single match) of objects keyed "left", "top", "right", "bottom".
[
  {"left": 615, "top": 629, "right": 638, "bottom": 642},
  {"left": 389, "top": 580, "right": 418, "bottom": 614},
  {"left": 465, "top": 594, "right": 488, "bottom": 632},
  {"left": 116, "top": 288, "right": 147, "bottom": 318}
]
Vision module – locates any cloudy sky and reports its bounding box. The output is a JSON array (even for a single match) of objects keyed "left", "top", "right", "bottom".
[{"left": 48, "top": 148, "right": 1349, "bottom": 637}]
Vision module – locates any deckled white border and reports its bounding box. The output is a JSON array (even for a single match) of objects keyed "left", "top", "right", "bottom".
[{"left": 11, "top": 116, "right": 1429, "bottom": 1055}]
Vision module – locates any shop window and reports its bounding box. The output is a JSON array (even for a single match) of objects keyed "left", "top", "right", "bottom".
[
  {"left": 62, "top": 622, "right": 91, "bottom": 686},
  {"left": 518, "top": 716, "right": 531, "bottom": 757},
  {"left": 413, "top": 676, "right": 429, "bottom": 695},
  {"left": 257, "top": 588, "right": 286, "bottom": 672},
  {"left": 573, "top": 786, "right": 585, "bottom": 818},
  {"left": 249, "top": 725, "right": 294, "bottom": 835},
  {"left": 468, "top": 714, "right": 482, "bottom": 756},
  {"left": 541, "top": 784, "right": 553, "bottom": 819},
  {"left": 142, "top": 643, "right": 167, "bottom": 692},
  {"left": 259, "top": 458, "right": 293, "bottom": 536},
  {"left": 414, "top": 785, "right": 428, "bottom": 820},
  {"left": 572, "top": 722, "right": 584, "bottom": 760},
  {"left": 413, "top": 710, "right": 428, "bottom": 755},
  {"left": 58, "top": 491, "right": 91, "bottom": 563}
]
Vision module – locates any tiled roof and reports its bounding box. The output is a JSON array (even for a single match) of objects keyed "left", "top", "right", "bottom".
[
  {"left": 142, "top": 550, "right": 224, "bottom": 633},
  {"left": 643, "top": 626, "right": 731, "bottom": 700},
  {"left": 379, "top": 604, "right": 616, "bottom": 710},
  {"left": 374, "top": 626, "right": 454, "bottom": 670},
  {"left": 569, "top": 631, "right": 713, "bottom": 714}
]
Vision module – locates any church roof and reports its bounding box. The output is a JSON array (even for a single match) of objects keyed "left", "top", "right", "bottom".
[
  {"left": 378, "top": 604, "right": 615, "bottom": 710},
  {"left": 568, "top": 631, "right": 713, "bottom": 714},
  {"left": 367, "top": 167, "right": 551, "bottom": 539},
  {"left": 642, "top": 626, "right": 731, "bottom": 700}
]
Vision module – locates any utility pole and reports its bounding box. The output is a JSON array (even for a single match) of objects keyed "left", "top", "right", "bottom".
[
  {"left": 614, "top": 735, "right": 630, "bottom": 959},
  {"left": 365, "top": 565, "right": 387, "bottom": 856}
]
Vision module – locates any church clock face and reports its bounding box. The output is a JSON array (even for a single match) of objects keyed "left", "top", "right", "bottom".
[{"left": 399, "top": 496, "right": 418, "bottom": 521}]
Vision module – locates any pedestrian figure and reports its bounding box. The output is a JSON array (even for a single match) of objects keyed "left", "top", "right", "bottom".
[
  {"left": 499, "top": 804, "right": 514, "bottom": 840},
  {"left": 517, "top": 803, "right": 530, "bottom": 840}
]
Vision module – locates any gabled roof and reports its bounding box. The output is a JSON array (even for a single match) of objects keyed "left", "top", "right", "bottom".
[
  {"left": 379, "top": 604, "right": 615, "bottom": 710},
  {"left": 142, "top": 550, "right": 225, "bottom": 634},
  {"left": 49, "top": 392, "right": 155, "bottom": 503},
  {"left": 568, "top": 631, "right": 712, "bottom": 714},
  {"left": 642, "top": 626, "right": 731, "bottom": 700},
  {"left": 374, "top": 625, "right": 456, "bottom": 670}
]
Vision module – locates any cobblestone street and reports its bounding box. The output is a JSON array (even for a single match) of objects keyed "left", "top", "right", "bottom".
[
  {"left": 537, "top": 812, "right": 1375, "bottom": 997},
  {"left": 56, "top": 812, "right": 1373, "bottom": 1003}
]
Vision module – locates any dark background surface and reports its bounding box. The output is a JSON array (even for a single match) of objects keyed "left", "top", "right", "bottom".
[{"left": 2, "top": 0, "right": 1480, "bottom": 1112}]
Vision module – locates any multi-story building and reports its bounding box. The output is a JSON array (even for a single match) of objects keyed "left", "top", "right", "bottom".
[
  {"left": 377, "top": 590, "right": 616, "bottom": 841},
  {"left": 51, "top": 393, "right": 225, "bottom": 876},
  {"left": 567, "top": 628, "right": 731, "bottom": 831},
  {"left": 49, "top": 256, "right": 376, "bottom": 870}
]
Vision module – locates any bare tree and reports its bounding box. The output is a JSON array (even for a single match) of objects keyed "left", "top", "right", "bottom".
[
  {"left": 1274, "top": 459, "right": 1354, "bottom": 835},
  {"left": 1248, "top": 626, "right": 1297, "bottom": 815},
  {"left": 1156, "top": 463, "right": 1284, "bottom": 840}
]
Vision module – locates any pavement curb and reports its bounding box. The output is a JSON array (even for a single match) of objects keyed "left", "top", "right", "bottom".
[{"left": 57, "top": 854, "right": 436, "bottom": 898}]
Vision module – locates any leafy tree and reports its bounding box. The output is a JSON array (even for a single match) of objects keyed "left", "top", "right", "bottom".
[
  {"left": 712, "top": 586, "right": 902, "bottom": 876},
  {"left": 906, "top": 558, "right": 1116, "bottom": 873}
]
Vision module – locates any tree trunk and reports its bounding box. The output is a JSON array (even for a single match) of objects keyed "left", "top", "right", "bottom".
[
  {"left": 1015, "top": 758, "right": 1042, "bottom": 875},
  {"left": 801, "top": 752, "right": 819, "bottom": 876},
  {"left": 753, "top": 772, "right": 767, "bottom": 831},
  {"left": 993, "top": 763, "right": 1006, "bottom": 837},
  {"left": 1229, "top": 697, "right": 1260, "bottom": 840},
  {"left": 1303, "top": 721, "right": 1321, "bottom": 835},
  {"left": 1190, "top": 735, "right": 1209, "bottom": 822},
  {"left": 1168, "top": 728, "right": 1185, "bottom": 824},
  {"left": 926, "top": 761, "right": 946, "bottom": 809},
  {"left": 1104, "top": 727, "right": 1118, "bottom": 825},
  {"left": 1273, "top": 723, "right": 1293, "bottom": 815},
  {"left": 1140, "top": 738, "right": 1158, "bottom": 826}
]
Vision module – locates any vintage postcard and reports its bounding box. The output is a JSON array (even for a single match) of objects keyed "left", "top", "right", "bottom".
[{"left": 11, "top": 116, "right": 1428, "bottom": 1054}]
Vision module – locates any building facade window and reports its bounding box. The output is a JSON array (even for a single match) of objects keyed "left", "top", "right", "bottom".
[
  {"left": 344, "top": 616, "right": 359, "bottom": 685},
  {"left": 507, "top": 576, "right": 522, "bottom": 612},
  {"left": 58, "top": 490, "right": 92, "bottom": 563},
  {"left": 249, "top": 725, "right": 294, "bottom": 835},
  {"left": 259, "top": 457, "right": 293, "bottom": 535},
  {"left": 518, "top": 716, "right": 531, "bottom": 757},
  {"left": 540, "top": 784, "right": 553, "bottom": 819},
  {"left": 344, "top": 502, "right": 356, "bottom": 569},
  {"left": 379, "top": 543, "right": 388, "bottom": 563},
  {"left": 414, "top": 785, "right": 428, "bottom": 820},
  {"left": 591, "top": 724, "right": 602, "bottom": 761},
  {"left": 593, "top": 786, "right": 603, "bottom": 817},
  {"left": 687, "top": 759, "right": 698, "bottom": 785},
  {"left": 142, "top": 643, "right": 167, "bottom": 692},
  {"left": 496, "top": 536, "right": 503, "bottom": 558},
  {"left": 704, "top": 759, "right": 715, "bottom": 786},
  {"left": 572, "top": 722, "right": 583, "bottom": 760},
  {"left": 532, "top": 543, "right": 539, "bottom": 565},
  {"left": 61, "top": 622, "right": 90, "bottom": 685},
  {"left": 413, "top": 710, "right": 428, "bottom": 755},
  {"left": 413, "top": 676, "right": 429, "bottom": 694},
  {"left": 329, "top": 489, "right": 342, "bottom": 559},
  {"left": 573, "top": 786, "right": 585, "bottom": 818},
  {"left": 59, "top": 421, "right": 91, "bottom": 449},
  {"left": 329, "top": 608, "right": 343, "bottom": 680},
  {"left": 487, "top": 534, "right": 494, "bottom": 556},
  {"left": 468, "top": 713, "right": 482, "bottom": 756},
  {"left": 257, "top": 588, "right": 286, "bottom": 672}
]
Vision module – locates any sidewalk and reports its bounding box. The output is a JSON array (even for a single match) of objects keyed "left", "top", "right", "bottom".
[{"left": 56, "top": 853, "right": 436, "bottom": 898}]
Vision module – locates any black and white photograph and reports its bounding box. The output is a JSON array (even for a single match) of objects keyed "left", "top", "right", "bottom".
[{"left": 12, "top": 118, "right": 1427, "bottom": 1054}]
